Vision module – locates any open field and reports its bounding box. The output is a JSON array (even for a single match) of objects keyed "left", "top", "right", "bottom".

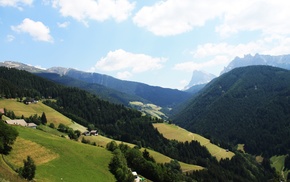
[
  {"left": 153, "top": 123, "right": 235, "bottom": 161},
  {"left": 129, "top": 101, "right": 166, "bottom": 119},
  {"left": 83, "top": 135, "right": 203, "bottom": 172},
  {"left": 0, "top": 99, "right": 77, "bottom": 127},
  {"left": 4, "top": 126, "right": 115, "bottom": 182}
]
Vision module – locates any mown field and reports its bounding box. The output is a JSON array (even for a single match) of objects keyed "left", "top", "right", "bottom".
[
  {"left": 129, "top": 101, "right": 167, "bottom": 119},
  {"left": 0, "top": 99, "right": 86, "bottom": 132},
  {"left": 1, "top": 98, "right": 202, "bottom": 180},
  {"left": 153, "top": 123, "right": 235, "bottom": 161},
  {"left": 82, "top": 135, "right": 204, "bottom": 172},
  {"left": 3, "top": 126, "right": 115, "bottom": 182}
]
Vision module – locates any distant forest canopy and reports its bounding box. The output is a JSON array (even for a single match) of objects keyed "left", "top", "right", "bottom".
[
  {"left": 173, "top": 65, "right": 290, "bottom": 157},
  {"left": 0, "top": 66, "right": 278, "bottom": 181}
]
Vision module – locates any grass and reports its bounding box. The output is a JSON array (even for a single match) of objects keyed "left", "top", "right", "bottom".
[
  {"left": 237, "top": 144, "right": 245, "bottom": 153},
  {"left": 4, "top": 126, "right": 115, "bottom": 182},
  {"left": 82, "top": 135, "right": 203, "bottom": 172},
  {"left": 0, "top": 99, "right": 72, "bottom": 126},
  {"left": 129, "top": 101, "right": 166, "bottom": 119},
  {"left": 0, "top": 156, "right": 26, "bottom": 182},
  {"left": 153, "top": 123, "right": 235, "bottom": 161}
]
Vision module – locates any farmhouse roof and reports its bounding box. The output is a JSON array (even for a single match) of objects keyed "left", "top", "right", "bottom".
[
  {"left": 27, "top": 123, "right": 37, "bottom": 127},
  {"left": 6, "top": 119, "right": 27, "bottom": 126}
]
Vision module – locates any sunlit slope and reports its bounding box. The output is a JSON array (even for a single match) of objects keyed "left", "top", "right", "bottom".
[
  {"left": 0, "top": 99, "right": 86, "bottom": 131},
  {"left": 82, "top": 135, "right": 204, "bottom": 172},
  {"left": 4, "top": 126, "right": 115, "bottom": 182},
  {"left": 153, "top": 123, "right": 234, "bottom": 161}
]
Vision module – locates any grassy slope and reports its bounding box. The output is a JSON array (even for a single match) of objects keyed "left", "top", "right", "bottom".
[
  {"left": 4, "top": 126, "right": 115, "bottom": 182},
  {"left": 270, "top": 155, "right": 288, "bottom": 180},
  {"left": 129, "top": 101, "right": 166, "bottom": 119},
  {"left": 82, "top": 135, "right": 204, "bottom": 172},
  {"left": 153, "top": 123, "right": 235, "bottom": 161},
  {"left": 0, "top": 99, "right": 86, "bottom": 132}
]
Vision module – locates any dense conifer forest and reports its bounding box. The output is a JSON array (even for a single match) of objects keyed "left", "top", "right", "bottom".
[{"left": 174, "top": 66, "right": 290, "bottom": 157}]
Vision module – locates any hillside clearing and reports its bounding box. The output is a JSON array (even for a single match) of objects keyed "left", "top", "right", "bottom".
[
  {"left": 0, "top": 99, "right": 74, "bottom": 126},
  {"left": 83, "top": 135, "right": 203, "bottom": 172},
  {"left": 153, "top": 123, "right": 235, "bottom": 161},
  {"left": 5, "top": 126, "right": 115, "bottom": 182}
]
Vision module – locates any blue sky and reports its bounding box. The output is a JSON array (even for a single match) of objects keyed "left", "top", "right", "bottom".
[{"left": 1, "top": 0, "right": 290, "bottom": 89}]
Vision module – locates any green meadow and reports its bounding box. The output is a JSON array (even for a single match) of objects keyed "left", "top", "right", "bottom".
[
  {"left": 3, "top": 126, "right": 115, "bottom": 182},
  {"left": 83, "top": 135, "right": 204, "bottom": 172},
  {"left": 153, "top": 123, "right": 235, "bottom": 161},
  {"left": 129, "top": 101, "right": 166, "bottom": 119},
  {"left": 0, "top": 99, "right": 85, "bottom": 131}
]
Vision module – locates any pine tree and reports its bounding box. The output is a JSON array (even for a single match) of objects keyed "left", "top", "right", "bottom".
[
  {"left": 41, "top": 112, "right": 47, "bottom": 125},
  {"left": 19, "top": 156, "right": 36, "bottom": 180}
]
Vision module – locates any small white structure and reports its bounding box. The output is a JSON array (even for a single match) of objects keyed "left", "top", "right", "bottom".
[
  {"left": 6, "top": 119, "right": 27, "bottom": 127},
  {"left": 27, "top": 123, "right": 37, "bottom": 129},
  {"left": 132, "top": 171, "right": 141, "bottom": 182}
]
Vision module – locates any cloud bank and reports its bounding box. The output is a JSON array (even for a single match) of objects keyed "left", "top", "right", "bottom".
[
  {"left": 11, "top": 18, "right": 53, "bottom": 42},
  {"left": 51, "top": 0, "right": 135, "bottom": 24}
]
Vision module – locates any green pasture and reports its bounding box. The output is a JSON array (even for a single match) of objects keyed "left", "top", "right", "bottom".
[
  {"left": 83, "top": 135, "right": 203, "bottom": 172},
  {"left": 4, "top": 126, "right": 115, "bottom": 182},
  {"left": 153, "top": 123, "right": 235, "bottom": 161},
  {"left": 129, "top": 101, "right": 166, "bottom": 119},
  {"left": 0, "top": 99, "right": 74, "bottom": 126}
]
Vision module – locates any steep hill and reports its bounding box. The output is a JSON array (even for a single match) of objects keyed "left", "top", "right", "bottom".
[
  {"left": 3, "top": 126, "right": 115, "bottom": 182},
  {"left": 173, "top": 65, "right": 290, "bottom": 156}
]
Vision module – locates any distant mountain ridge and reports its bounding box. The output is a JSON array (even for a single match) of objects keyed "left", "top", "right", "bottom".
[
  {"left": 0, "top": 61, "right": 192, "bottom": 108},
  {"left": 184, "top": 70, "right": 216, "bottom": 90},
  {"left": 221, "top": 53, "right": 290, "bottom": 74},
  {"left": 48, "top": 68, "right": 192, "bottom": 107}
]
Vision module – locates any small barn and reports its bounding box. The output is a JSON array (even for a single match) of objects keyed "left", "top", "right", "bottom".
[
  {"left": 90, "top": 130, "right": 98, "bottom": 136},
  {"left": 27, "top": 123, "right": 37, "bottom": 129},
  {"left": 6, "top": 119, "right": 27, "bottom": 127}
]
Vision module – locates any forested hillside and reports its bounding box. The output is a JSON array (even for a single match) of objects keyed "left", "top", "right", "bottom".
[
  {"left": 36, "top": 72, "right": 148, "bottom": 106},
  {"left": 49, "top": 68, "right": 192, "bottom": 107},
  {"left": 173, "top": 65, "right": 290, "bottom": 157},
  {"left": 0, "top": 67, "right": 278, "bottom": 181}
]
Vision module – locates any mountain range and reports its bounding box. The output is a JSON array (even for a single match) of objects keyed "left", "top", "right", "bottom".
[
  {"left": 0, "top": 61, "right": 192, "bottom": 110},
  {"left": 1, "top": 57, "right": 289, "bottom": 180},
  {"left": 221, "top": 53, "right": 290, "bottom": 74}
]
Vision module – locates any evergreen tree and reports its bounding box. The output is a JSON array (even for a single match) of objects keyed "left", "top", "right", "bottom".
[
  {"left": 41, "top": 112, "right": 47, "bottom": 125},
  {"left": 0, "top": 121, "right": 18, "bottom": 154},
  {"left": 19, "top": 156, "right": 36, "bottom": 180}
]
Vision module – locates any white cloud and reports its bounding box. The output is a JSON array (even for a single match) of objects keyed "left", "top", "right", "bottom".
[
  {"left": 6, "top": 35, "right": 15, "bottom": 42},
  {"left": 94, "top": 49, "right": 167, "bottom": 73},
  {"left": 52, "top": 0, "right": 135, "bottom": 24},
  {"left": 0, "top": 0, "right": 33, "bottom": 9},
  {"left": 116, "top": 71, "right": 132, "bottom": 80},
  {"left": 57, "top": 21, "right": 70, "bottom": 28},
  {"left": 11, "top": 18, "right": 53, "bottom": 42},
  {"left": 216, "top": 0, "right": 290, "bottom": 37},
  {"left": 133, "top": 0, "right": 290, "bottom": 37},
  {"left": 133, "top": 0, "right": 226, "bottom": 36}
]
